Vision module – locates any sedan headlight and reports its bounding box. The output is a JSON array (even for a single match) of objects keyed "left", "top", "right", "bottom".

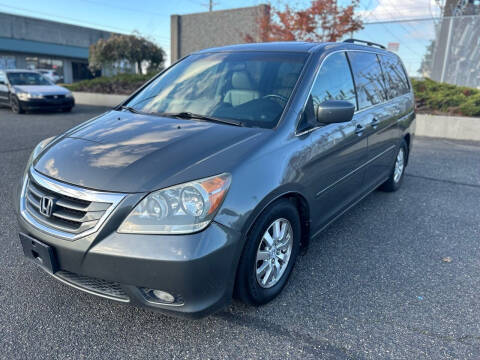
[
  {"left": 118, "top": 174, "right": 231, "bottom": 234},
  {"left": 16, "top": 92, "right": 43, "bottom": 100},
  {"left": 16, "top": 92, "right": 30, "bottom": 101},
  {"left": 65, "top": 92, "right": 73, "bottom": 98}
]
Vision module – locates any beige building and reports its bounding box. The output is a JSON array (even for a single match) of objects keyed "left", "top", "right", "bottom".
[{"left": 170, "top": 5, "right": 268, "bottom": 62}]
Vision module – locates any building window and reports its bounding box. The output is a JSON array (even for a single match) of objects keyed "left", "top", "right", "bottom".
[
  {"left": 25, "top": 57, "right": 64, "bottom": 78},
  {"left": 0, "top": 56, "right": 16, "bottom": 70}
]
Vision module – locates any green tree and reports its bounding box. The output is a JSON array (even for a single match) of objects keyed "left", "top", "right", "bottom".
[{"left": 89, "top": 34, "right": 165, "bottom": 74}]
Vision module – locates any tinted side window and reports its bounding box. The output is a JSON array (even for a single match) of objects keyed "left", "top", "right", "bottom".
[
  {"left": 379, "top": 54, "right": 410, "bottom": 99},
  {"left": 311, "top": 52, "right": 356, "bottom": 110},
  {"left": 348, "top": 52, "right": 387, "bottom": 109},
  {"left": 0, "top": 72, "right": 5, "bottom": 83},
  {"left": 297, "top": 52, "right": 356, "bottom": 132}
]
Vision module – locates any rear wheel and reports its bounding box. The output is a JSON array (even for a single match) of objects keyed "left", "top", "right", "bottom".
[
  {"left": 62, "top": 107, "right": 72, "bottom": 112},
  {"left": 380, "top": 139, "right": 408, "bottom": 192},
  {"left": 10, "top": 95, "right": 24, "bottom": 114},
  {"left": 235, "top": 199, "right": 301, "bottom": 305}
]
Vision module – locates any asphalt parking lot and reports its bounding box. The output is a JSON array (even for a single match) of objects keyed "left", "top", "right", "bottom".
[{"left": 1, "top": 105, "right": 479, "bottom": 359}]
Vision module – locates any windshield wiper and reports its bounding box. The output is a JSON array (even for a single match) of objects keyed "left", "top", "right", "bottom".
[
  {"left": 119, "top": 105, "right": 141, "bottom": 114},
  {"left": 163, "top": 112, "right": 243, "bottom": 127}
]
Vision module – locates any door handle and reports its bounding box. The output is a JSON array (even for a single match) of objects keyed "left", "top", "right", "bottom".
[
  {"left": 370, "top": 117, "right": 380, "bottom": 128},
  {"left": 355, "top": 124, "right": 365, "bottom": 135}
]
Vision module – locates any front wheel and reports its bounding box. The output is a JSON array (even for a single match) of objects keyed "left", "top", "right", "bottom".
[
  {"left": 10, "top": 95, "right": 24, "bottom": 114},
  {"left": 235, "top": 199, "right": 301, "bottom": 305},
  {"left": 380, "top": 139, "right": 408, "bottom": 192}
]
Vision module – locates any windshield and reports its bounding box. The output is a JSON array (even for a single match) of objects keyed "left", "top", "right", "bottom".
[
  {"left": 7, "top": 72, "right": 51, "bottom": 86},
  {"left": 125, "top": 52, "right": 308, "bottom": 128}
]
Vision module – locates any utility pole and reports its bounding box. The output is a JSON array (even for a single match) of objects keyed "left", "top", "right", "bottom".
[
  {"left": 431, "top": 0, "right": 458, "bottom": 82},
  {"left": 202, "top": 0, "right": 217, "bottom": 12}
]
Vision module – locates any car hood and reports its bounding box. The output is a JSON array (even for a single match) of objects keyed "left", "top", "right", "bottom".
[
  {"left": 14, "top": 85, "right": 69, "bottom": 95},
  {"left": 34, "top": 111, "right": 266, "bottom": 193}
]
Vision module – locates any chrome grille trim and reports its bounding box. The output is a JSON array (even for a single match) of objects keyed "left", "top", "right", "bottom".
[{"left": 20, "top": 168, "right": 126, "bottom": 241}]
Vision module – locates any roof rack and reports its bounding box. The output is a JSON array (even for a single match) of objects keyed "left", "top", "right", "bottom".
[{"left": 343, "top": 38, "right": 386, "bottom": 50}]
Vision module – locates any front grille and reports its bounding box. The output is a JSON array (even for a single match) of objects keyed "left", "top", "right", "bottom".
[
  {"left": 55, "top": 270, "right": 129, "bottom": 302},
  {"left": 21, "top": 169, "right": 125, "bottom": 240},
  {"left": 25, "top": 178, "right": 111, "bottom": 235},
  {"left": 44, "top": 94, "right": 65, "bottom": 100}
]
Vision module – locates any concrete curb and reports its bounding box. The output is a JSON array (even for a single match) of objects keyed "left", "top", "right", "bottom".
[
  {"left": 416, "top": 114, "right": 480, "bottom": 141},
  {"left": 72, "top": 92, "right": 128, "bottom": 107},
  {"left": 72, "top": 93, "right": 479, "bottom": 141}
]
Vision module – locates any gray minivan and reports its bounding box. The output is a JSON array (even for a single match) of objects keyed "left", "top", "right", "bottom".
[{"left": 16, "top": 40, "right": 415, "bottom": 318}]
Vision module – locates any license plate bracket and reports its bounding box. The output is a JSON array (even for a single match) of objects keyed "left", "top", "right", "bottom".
[{"left": 19, "top": 233, "right": 58, "bottom": 273}]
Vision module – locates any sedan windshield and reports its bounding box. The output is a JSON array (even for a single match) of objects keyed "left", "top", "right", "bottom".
[
  {"left": 125, "top": 52, "right": 308, "bottom": 128},
  {"left": 7, "top": 72, "right": 51, "bottom": 86}
]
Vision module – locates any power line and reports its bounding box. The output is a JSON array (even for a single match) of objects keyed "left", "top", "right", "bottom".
[
  {"left": 363, "top": 16, "right": 441, "bottom": 24},
  {"left": 76, "top": 0, "right": 170, "bottom": 19},
  {"left": 59, "top": 0, "right": 172, "bottom": 40},
  {"left": 0, "top": 3, "right": 171, "bottom": 43},
  {"left": 0, "top": 3, "right": 131, "bottom": 34},
  {"left": 367, "top": 0, "right": 436, "bottom": 52},
  {"left": 362, "top": 12, "right": 424, "bottom": 56},
  {"left": 361, "top": 0, "right": 442, "bottom": 23}
]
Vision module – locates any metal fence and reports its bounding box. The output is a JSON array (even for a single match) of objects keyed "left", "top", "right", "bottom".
[{"left": 348, "top": 14, "right": 480, "bottom": 88}]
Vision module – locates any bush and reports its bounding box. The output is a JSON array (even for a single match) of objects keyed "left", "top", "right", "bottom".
[
  {"left": 64, "top": 73, "right": 156, "bottom": 95},
  {"left": 411, "top": 78, "right": 480, "bottom": 117},
  {"left": 458, "top": 93, "right": 480, "bottom": 117},
  {"left": 67, "top": 73, "right": 480, "bottom": 117}
]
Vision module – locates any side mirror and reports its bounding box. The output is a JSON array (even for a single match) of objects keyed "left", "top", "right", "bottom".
[
  {"left": 0, "top": 80, "right": 5, "bottom": 85},
  {"left": 316, "top": 100, "right": 355, "bottom": 124}
]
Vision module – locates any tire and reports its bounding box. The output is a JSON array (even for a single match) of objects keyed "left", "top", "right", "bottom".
[
  {"left": 235, "top": 199, "right": 301, "bottom": 305},
  {"left": 62, "top": 107, "right": 72, "bottom": 112},
  {"left": 379, "top": 139, "right": 408, "bottom": 192},
  {"left": 10, "top": 95, "right": 24, "bottom": 114}
]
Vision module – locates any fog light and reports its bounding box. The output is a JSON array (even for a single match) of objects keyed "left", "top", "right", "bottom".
[{"left": 151, "top": 290, "right": 175, "bottom": 304}]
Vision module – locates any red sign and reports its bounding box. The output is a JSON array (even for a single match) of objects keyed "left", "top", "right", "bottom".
[{"left": 387, "top": 42, "right": 399, "bottom": 52}]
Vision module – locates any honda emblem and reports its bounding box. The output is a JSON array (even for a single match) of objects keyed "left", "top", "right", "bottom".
[{"left": 40, "top": 196, "right": 54, "bottom": 217}]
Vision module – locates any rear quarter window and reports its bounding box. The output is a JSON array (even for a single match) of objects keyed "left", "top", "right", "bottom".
[
  {"left": 347, "top": 52, "right": 387, "bottom": 109},
  {"left": 379, "top": 54, "right": 410, "bottom": 99}
]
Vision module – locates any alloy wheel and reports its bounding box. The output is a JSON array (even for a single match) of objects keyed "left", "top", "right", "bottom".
[
  {"left": 255, "top": 218, "right": 293, "bottom": 288},
  {"left": 393, "top": 148, "right": 405, "bottom": 183},
  {"left": 11, "top": 96, "right": 19, "bottom": 113}
]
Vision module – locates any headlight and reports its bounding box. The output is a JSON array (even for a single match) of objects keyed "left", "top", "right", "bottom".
[
  {"left": 16, "top": 92, "right": 43, "bottom": 100},
  {"left": 16, "top": 92, "right": 30, "bottom": 101},
  {"left": 65, "top": 92, "right": 73, "bottom": 98},
  {"left": 118, "top": 173, "right": 231, "bottom": 234}
]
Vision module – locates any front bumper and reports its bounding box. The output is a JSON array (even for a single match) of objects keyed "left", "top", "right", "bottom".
[
  {"left": 16, "top": 180, "right": 242, "bottom": 318},
  {"left": 19, "top": 97, "right": 74, "bottom": 110}
]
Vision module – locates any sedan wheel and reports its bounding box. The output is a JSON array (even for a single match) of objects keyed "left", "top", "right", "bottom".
[{"left": 10, "top": 95, "right": 24, "bottom": 114}]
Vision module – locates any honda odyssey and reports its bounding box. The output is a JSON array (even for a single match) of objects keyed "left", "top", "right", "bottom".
[{"left": 16, "top": 40, "right": 415, "bottom": 318}]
